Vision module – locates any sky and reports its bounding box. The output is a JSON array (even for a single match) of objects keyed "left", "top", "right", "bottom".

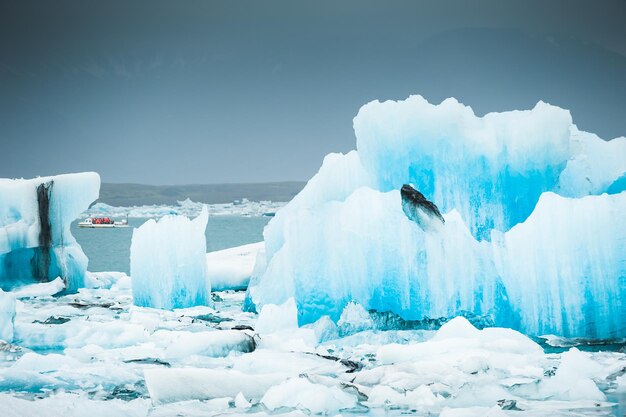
[{"left": 1, "top": 1, "right": 625, "bottom": 185}]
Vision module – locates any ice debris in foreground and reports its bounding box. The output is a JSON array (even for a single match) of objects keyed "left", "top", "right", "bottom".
[
  {"left": 247, "top": 95, "right": 626, "bottom": 338},
  {"left": 1, "top": 279, "right": 624, "bottom": 416},
  {"left": 0, "top": 172, "right": 100, "bottom": 291},
  {"left": 130, "top": 206, "right": 211, "bottom": 309}
]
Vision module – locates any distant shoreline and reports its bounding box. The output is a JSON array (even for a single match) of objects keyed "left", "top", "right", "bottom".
[{"left": 98, "top": 181, "right": 306, "bottom": 206}]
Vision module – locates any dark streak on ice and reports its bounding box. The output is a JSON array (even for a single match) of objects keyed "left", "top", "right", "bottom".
[
  {"left": 32, "top": 181, "right": 53, "bottom": 282},
  {"left": 124, "top": 358, "right": 171, "bottom": 367},
  {"left": 310, "top": 352, "right": 364, "bottom": 373},
  {"left": 33, "top": 316, "right": 70, "bottom": 325}
]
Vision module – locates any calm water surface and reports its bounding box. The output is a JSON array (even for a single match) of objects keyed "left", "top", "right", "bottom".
[{"left": 72, "top": 215, "right": 270, "bottom": 274}]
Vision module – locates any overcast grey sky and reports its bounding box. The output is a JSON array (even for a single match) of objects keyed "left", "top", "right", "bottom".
[{"left": 1, "top": 1, "right": 625, "bottom": 184}]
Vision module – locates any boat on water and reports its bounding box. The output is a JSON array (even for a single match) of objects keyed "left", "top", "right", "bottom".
[{"left": 78, "top": 217, "right": 129, "bottom": 228}]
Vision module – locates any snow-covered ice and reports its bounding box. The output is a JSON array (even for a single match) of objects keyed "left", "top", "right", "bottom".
[
  {"left": 207, "top": 242, "right": 263, "bottom": 291},
  {"left": 130, "top": 206, "right": 211, "bottom": 309},
  {"left": 0, "top": 172, "right": 100, "bottom": 291},
  {"left": 11, "top": 277, "right": 65, "bottom": 299}
]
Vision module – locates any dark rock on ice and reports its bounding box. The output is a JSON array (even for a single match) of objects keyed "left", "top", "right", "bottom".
[
  {"left": 193, "top": 313, "right": 233, "bottom": 324},
  {"left": 310, "top": 353, "right": 364, "bottom": 373},
  {"left": 124, "top": 358, "right": 171, "bottom": 367},
  {"left": 498, "top": 399, "right": 522, "bottom": 411},
  {"left": 33, "top": 316, "right": 70, "bottom": 325},
  {"left": 105, "top": 382, "right": 148, "bottom": 401},
  {"left": 232, "top": 324, "right": 254, "bottom": 331},
  {"left": 400, "top": 184, "right": 445, "bottom": 231}
]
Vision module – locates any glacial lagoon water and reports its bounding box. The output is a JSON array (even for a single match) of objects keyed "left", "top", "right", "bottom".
[{"left": 72, "top": 215, "right": 270, "bottom": 274}]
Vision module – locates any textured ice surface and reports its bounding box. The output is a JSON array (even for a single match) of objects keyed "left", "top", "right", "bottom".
[
  {"left": 11, "top": 277, "right": 65, "bottom": 299},
  {"left": 0, "top": 289, "right": 15, "bottom": 341},
  {"left": 558, "top": 128, "right": 626, "bottom": 197},
  {"left": 248, "top": 96, "right": 626, "bottom": 338},
  {"left": 354, "top": 96, "right": 574, "bottom": 239},
  {"left": 249, "top": 188, "right": 502, "bottom": 327},
  {"left": 0, "top": 277, "right": 624, "bottom": 416},
  {"left": 130, "top": 206, "right": 210, "bottom": 309},
  {"left": 261, "top": 377, "right": 358, "bottom": 413},
  {"left": 0, "top": 172, "right": 100, "bottom": 291},
  {"left": 492, "top": 192, "right": 626, "bottom": 338}
]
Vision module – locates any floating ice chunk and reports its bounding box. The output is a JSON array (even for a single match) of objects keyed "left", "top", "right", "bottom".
[
  {"left": 84, "top": 271, "right": 128, "bottom": 289},
  {"left": 11, "top": 277, "right": 65, "bottom": 299},
  {"left": 261, "top": 377, "right": 357, "bottom": 413},
  {"left": 431, "top": 317, "right": 481, "bottom": 341},
  {"left": 541, "top": 348, "right": 606, "bottom": 401},
  {"left": 130, "top": 206, "right": 210, "bottom": 309},
  {"left": 337, "top": 302, "right": 373, "bottom": 335},
  {"left": 11, "top": 351, "right": 82, "bottom": 373},
  {"left": 255, "top": 298, "right": 318, "bottom": 351},
  {"left": 144, "top": 368, "right": 287, "bottom": 404},
  {"left": 0, "top": 289, "right": 16, "bottom": 341},
  {"left": 234, "top": 392, "right": 251, "bottom": 409},
  {"left": 303, "top": 315, "right": 339, "bottom": 343},
  {"left": 151, "top": 329, "right": 255, "bottom": 359},
  {"left": 0, "top": 172, "right": 100, "bottom": 291},
  {"left": 377, "top": 317, "right": 543, "bottom": 365},
  {"left": 64, "top": 321, "right": 150, "bottom": 350},
  {"left": 368, "top": 384, "right": 441, "bottom": 408},
  {"left": 206, "top": 242, "right": 263, "bottom": 291},
  {"left": 231, "top": 349, "right": 346, "bottom": 376},
  {"left": 255, "top": 298, "right": 298, "bottom": 334}
]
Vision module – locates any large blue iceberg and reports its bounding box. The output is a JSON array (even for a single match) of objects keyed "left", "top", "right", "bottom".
[
  {"left": 0, "top": 173, "right": 100, "bottom": 291},
  {"left": 246, "top": 96, "right": 626, "bottom": 338}
]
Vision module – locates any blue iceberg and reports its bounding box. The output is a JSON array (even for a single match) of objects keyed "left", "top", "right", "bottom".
[
  {"left": 246, "top": 96, "right": 626, "bottom": 338},
  {"left": 0, "top": 172, "right": 100, "bottom": 291},
  {"left": 130, "top": 206, "right": 210, "bottom": 309}
]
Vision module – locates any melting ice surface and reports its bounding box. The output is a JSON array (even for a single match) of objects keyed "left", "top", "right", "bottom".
[
  {"left": 0, "top": 173, "right": 100, "bottom": 291},
  {"left": 247, "top": 95, "right": 626, "bottom": 338}
]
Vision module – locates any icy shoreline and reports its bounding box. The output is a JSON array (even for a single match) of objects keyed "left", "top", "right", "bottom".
[
  {"left": 82, "top": 198, "right": 286, "bottom": 219},
  {"left": 0, "top": 273, "right": 624, "bottom": 417}
]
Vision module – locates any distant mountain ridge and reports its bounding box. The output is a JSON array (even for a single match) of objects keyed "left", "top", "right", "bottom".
[{"left": 97, "top": 181, "right": 306, "bottom": 206}]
